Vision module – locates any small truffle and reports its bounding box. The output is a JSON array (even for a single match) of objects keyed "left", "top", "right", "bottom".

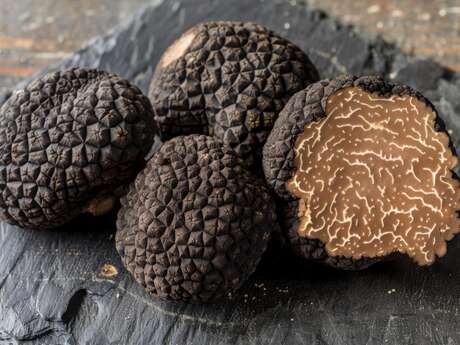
[
  {"left": 263, "top": 75, "right": 460, "bottom": 268},
  {"left": 0, "top": 68, "right": 156, "bottom": 229},
  {"left": 149, "top": 21, "right": 319, "bottom": 161},
  {"left": 116, "top": 135, "right": 277, "bottom": 302}
]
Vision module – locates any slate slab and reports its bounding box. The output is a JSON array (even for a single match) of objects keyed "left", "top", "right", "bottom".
[{"left": 1, "top": 0, "right": 460, "bottom": 344}]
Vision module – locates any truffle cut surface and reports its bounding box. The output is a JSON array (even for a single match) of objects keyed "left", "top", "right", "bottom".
[{"left": 287, "top": 86, "right": 460, "bottom": 265}]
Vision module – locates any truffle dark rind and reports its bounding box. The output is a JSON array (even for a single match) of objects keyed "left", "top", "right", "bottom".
[
  {"left": 116, "top": 135, "right": 277, "bottom": 302},
  {"left": 149, "top": 21, "right": 319, "bottom": 161},
  {"left": 0, "top": 68, "right": 156, "bottom": 229},
  {"left": 263, "top": 75, "right": 458, "bottom": 269}
]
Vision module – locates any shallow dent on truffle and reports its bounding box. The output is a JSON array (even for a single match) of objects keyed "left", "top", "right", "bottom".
[
  {"left": 84, "top": 195, "right": 116, "bottom": 216},
  {"left": 159, "top": 27, "right": 198, "bottom": 68},
  {"left": 287, "top": 86, "right": 460, "bottom": 266}
]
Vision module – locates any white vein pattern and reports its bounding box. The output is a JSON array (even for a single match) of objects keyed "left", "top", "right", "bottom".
[{"left": 288, "top": 87, "right": 460, "bottom": 265}]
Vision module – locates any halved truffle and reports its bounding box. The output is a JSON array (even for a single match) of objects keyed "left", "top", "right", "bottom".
[
  {"left": 263, "top": 75, "right": 460, "bottom": 268},
  {"left": 116, "top": 135, "right": 277, "bottom": 302},
  {"left": 149, "top": 21, "right": 319, "bottom": 161},
  {"left": 0, "top": 68, "right": 156, "bottom": 229}
]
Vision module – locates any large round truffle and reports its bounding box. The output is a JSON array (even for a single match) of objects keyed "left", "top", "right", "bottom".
[
  {"left": 149, "top": 21, "right": 319, "bottom": 161},
  {"left": 116, "top": 135, "right": 277, "bottom": 302},
  {"left": 0, "top": 68, "right": 156, "bottom": 229},
  {"left": 263, "top": 75, "right": 460, "bottom": 268}
]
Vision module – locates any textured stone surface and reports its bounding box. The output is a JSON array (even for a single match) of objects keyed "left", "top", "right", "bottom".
[{"left": 1, "top": 0, "right": 460, "bottom": 344}]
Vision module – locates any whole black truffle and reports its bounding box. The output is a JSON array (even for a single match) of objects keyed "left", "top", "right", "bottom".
[
  {"left": 0, "top": 68, "right": 156, "bottom": 229},
  {"left": 116, "top": 135, "right": 277, "bottom": 302},
  {"left": 149, "top": 21, "right": 319, "bottom": 161},
  {"left": 263, "top": 75, "right": 460, "bottom": 269}
]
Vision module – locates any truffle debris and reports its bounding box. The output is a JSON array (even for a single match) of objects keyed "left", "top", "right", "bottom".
[
  {"left": 263, "top": 75, "right": 460, "bottom": 268},
  {"left": 0, "top": 68, "right": 156, "bottom": 230},
  {"left": 149, "top": 21, "right": 319, "bottom": 161},
  {"left": 116, "top": 135, "right": 277, "bottom": 302}
]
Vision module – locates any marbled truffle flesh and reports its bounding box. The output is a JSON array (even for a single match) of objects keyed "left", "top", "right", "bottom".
[
  {"left": 0, "top": 68, "right": 156, "bottom": 230},
  {"left": 263, "top": 75, "right": 460, "bottom": 268},
  {"left": 149, "top": 21, "right": 319, "bottom": 161},
  {"left": 116, "top": 135, "right": 277, "bottom": 302}
]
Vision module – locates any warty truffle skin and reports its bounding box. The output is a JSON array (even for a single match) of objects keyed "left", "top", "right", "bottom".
[
  {"left": 0, "top": 68, "right": 156, "bottom": 230},
  {"left": 149, "top": 21, "right": 319, "bottom": 161},
  {"left": 116, "top": 135, "right": 277, "bottom": 302},
  {"left": 263, "top": 75, "right": 460, "bottom": 269}
]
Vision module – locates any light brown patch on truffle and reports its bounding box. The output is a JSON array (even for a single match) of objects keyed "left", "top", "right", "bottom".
[
  {"left": 159, "top": 28, "right": 197, "bottom": 68},
  {"left": 287, "top": 86, "right": 460, "bottom": 265},
  {"left": 84, "top": 196, "right": 115, "bottom": 216}
]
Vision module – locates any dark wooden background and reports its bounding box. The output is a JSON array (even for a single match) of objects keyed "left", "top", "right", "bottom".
[{"left": 0, "top": 0, "right": 459, "bottom": 97}]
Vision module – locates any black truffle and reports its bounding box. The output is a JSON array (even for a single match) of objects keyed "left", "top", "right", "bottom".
[
  {"left": 116, "top": 135, "right": 277, "bottom": 302},
  {"left": 149, "top": 21, "right": 319, "bottom": 161},
  {"left": 0, "top": 68, "right": 156, "bottom": 230},
  {"left": 263, "top": 75, "right": 460, "bottom": 269}
]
